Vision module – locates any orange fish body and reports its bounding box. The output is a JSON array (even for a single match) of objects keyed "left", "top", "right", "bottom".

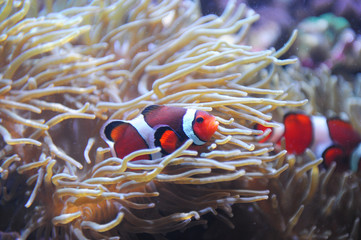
[
  {"left": 256, "top": 113, "right": 361, "bottom": 171},
  {"left": 102, "top": 105, "right": 219, "bottom": 161}
]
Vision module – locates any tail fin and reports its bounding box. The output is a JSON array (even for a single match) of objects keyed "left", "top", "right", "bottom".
[{"left": 103, "top": 120, "right": 128, "bottom": 142}]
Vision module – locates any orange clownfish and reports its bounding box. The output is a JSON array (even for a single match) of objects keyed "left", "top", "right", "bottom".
[
  {"left": 101, "top": 105, "right": 219, "bottom": 161},
  {"left": 255, "top": 112, "right": 361, "bottom": 172}
]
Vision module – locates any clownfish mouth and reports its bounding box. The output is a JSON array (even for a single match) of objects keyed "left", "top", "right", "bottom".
[
  {"left": 210, "top": 119, "right": 219, "bottom": 134},
  {"left": 203, "top": 117, "right": 219, "bottom": 141}
]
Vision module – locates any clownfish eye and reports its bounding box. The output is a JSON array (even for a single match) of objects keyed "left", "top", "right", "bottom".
[{"left": 196, "top": 117, "right": 204, "bottom": 123}]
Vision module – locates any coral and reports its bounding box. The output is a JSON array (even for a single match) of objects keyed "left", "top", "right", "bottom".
[
  {"left": 0, "top": 0, "right": 305, "bottom": 239},
  {"left": 289, "top": 13, "right": 361, "bottom": 77}
]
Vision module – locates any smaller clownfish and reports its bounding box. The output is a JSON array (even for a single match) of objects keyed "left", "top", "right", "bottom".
[
  {"left": 255, "top": 112, "right": 361, "bottom": 172},
  {"left": 101, "top": 105, "right": 219, "bottom": 161}
]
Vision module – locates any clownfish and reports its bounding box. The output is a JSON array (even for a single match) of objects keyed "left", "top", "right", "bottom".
[
  {"left": 101, "top": 105, "right": 219, "bottom": 161},
  {"left": 255, "top": 112, "right": 361, "bottom": 172}
]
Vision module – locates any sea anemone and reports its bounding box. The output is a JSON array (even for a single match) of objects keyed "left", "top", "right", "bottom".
[
  {"left": 270, "top": 61, "right": 361, "bottom": 131},
  {"left": 244, "top": 51, "right": 361, "bottom": 238},
  {"left": 0, "top": 0, "right": 307, "bottom": 239}
]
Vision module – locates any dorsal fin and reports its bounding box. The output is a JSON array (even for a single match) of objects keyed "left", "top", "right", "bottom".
[
  {"left": 327, "top": 118, "right": 361, "bottom": 150},
  {"left": 103, "top": 120, "right": 128, "bottom": 142},
  {"left": 141, "top": 105, "right": 161, "bottom": 116}
]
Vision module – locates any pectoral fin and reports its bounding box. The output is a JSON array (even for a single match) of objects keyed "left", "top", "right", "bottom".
[{"left": 154, "top": 126, "right": 182, "bottom": 155}]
